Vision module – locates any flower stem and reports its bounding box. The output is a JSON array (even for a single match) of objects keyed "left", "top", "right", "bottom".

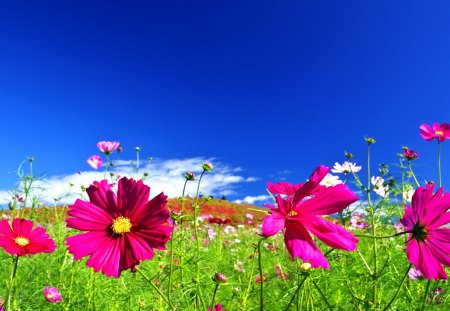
[
  {"left": 355, "top": 232, "right": 407, "bottom": 239},
  {"left": 437, "top": 141, "right": 442, "bottom": 188},
  {"left": 382, "top": 263, "right": 412, "bottom": 311},
  {"left": 136, "top": 267, "right": 174, "bottom": 310},
  {"left": 257, "top": 237, "right": 266, "bottom": 311},
  {"left": 284, "top": 275, "right": 308, "bottom": 311},
  {"left": 6, "top": 255, "right": 19, "bottom": 311},
  {"left": 367, "top": 143, "right": 378, "bottom": 308},
  {"left": 408, "top": 163, "right": 420, "bottom": 188},
  {"left": 310, "top": 278, "right": 333, "bottom": 311},
  {"left": 420, "top": 280, "right": 431, "bottom": 311},
  {"left": 211, "top": 283, "right": 219, "bottom": 310}
]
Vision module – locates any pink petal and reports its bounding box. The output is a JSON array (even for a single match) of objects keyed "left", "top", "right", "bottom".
[
  {"left": 12, "top": 218, "right": 34, "bottom": 236},
  {"left": 66, "top": 199, "right": 113, "bottom": 231},
  {"left": 86, "top": 237, "right": 121, "bottom": 277},
  {"left": 262, "top": 211, "right": 286, "bottom": 237},
  {"left": 292, "top": 166, "right": 330, "bottom": 205},
  {"left": 305, "top": 216, "right": 358, "bottom": 251}
]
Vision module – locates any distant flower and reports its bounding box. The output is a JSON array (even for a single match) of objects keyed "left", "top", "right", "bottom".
[
  {"left": 97, "top": 141, "right": 120, "bottom": 155},
  {"left": 262, "top": 165, "right": 359, "bottom": 268},
  {"left": 419, "top": 123, "right": 450, "bottom": 142},
  {"left": 214, "top": 272, "right": 228, "bottom": 284},
  {"left": 202, "top": 162, "right": 213, "bottom": 172},
  {"left": 408, "top": 268, "right": 423, "bottom": 281},
  {"left": 234, "top": 259, "right": 246, "bottom": 273},
  {"left": 255, "top": 273, "right": 268, "bottom": 283},
  {"left": 87, "top": 155, "right": 103, "bottom": 170},
  {"left": 208, "top": 304, "right": 227, "bottom": 311},
  {"left": 371, "top": 176, "right": 389, "bottom": 197},
  {"left": 349, "top": 212, "right": 369, "bottom": 229},
  {"left": 403, "top": 189, "right": 415, "bottom": 203},
  {"left": 184, "top": 171, "right": 195, "bottom": 181},
  {"left": 43, "top": 286, "right": 62, "bottom": 302},
  {"left": 267, "top": 181, "right": 303, "bottom": 195},
  {"left": 245, "top": 213, "right": 254, "bottom": 220},
  {"left": 400, "top": 184, "right": 450, "bottom": 280},
  {"left": 274, "top": 265, "right": 289, "bottom": 280},
  {"left": 403, "top": 148, "right": 419, "bottom": 161},
  {"left": 331, "top": 161, "right": 362, "bottom": 174},
  {"left": 394, "top": 222, "right": 404, "bottom": 234},
  {"left": 427, "top": 288, "right": 445, "bottom": 305},
  {"left": 66, "top": 177, "right": 173, "bottom": 277},
  {"left": 319, "top": 173, "right": 342, "bottom": 187},
  {"left": 208, "top": 217, "right": 231, "bottom": 225},
  {"left": 0, "top": 218, "right": 56, "bottom": 256}
]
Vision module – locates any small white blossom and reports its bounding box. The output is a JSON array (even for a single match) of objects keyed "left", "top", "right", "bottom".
[
  {"left": 331, "top": 161, "right": 362, "bottom": 174},
  {"left": 403, "top": 189, "right": 415, "bottom": 202},
  {"left": 320, "top": 173, "right": 343, "bottom": 187},
  {"left": 371, "top": 176, "right": 389, "bottom": 197}
]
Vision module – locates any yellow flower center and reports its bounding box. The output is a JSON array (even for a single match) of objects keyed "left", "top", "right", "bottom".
[
  {"left": 111, "top": 216, "right": 132, "bottom": 234},
  {"left": 435, "top": 130, "right": 444, "bottom": 135},
  {"left": 15, "top": 236, "right": 30, "bottom": 247},
  {"left": 46, "top": 294, "right": 54, "bottom": 299},
  {"left": 287, "top": 211, "right": 298, "bottom": 217}
]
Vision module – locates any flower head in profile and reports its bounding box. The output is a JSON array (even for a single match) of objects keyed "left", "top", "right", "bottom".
[
  {"left": 43, "top": 286, "right": 62, "bottom": 303},
  {"left": 66, "top": 177, "right": 173, "bottom": 277},
  {"left": 87, "top": 155, "right": 103, "bottom": 170},
  {"left": 371, "top": 176, "right": 389, "bottom": 197},
  {"left": 0, "top": 218, "right": 56, "bottom": 256},
  {"left": 97, "top": 141, "right": 120, "bottom": 155},
  {"left": 262, "top": 165, "right": 359, "bottom": 268},
  {"left": 419, "top": 123, "right": 450, "bottom": 142},
  {"left": 403, "top": 147, "right": 419, "bottom": 161},
  {"left": 331, "top": 161, "right": 362, "bottom": 174},
  {"left": 319, "top": 173, "right": 342, "bottom": 187},
  {"left": 400, "top": 184, "right": 450, "bottom": 280}
]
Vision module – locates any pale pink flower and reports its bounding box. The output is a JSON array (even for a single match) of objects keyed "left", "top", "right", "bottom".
[
  {"left": 87, "top": 155, "right": 103, "bottom": 170},
  {"left": 43, "top": 286, "right": 62, "bottom": 302},
  {"left": 97, "top": 141, "right": 120, "bottom": 155}
]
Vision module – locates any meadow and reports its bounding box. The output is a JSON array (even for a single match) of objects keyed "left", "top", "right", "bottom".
[{"left": 1, "top": 124, "right": 450, "bottom": 310}]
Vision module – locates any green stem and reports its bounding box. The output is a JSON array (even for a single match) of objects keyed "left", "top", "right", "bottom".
[
  {"left": 355, "top": 232, "right": 408, "bottom": 239},
  {"left": 194, "top": 171, "right": 206, "bottom": 282},
  {"left": 257, "top": 238, "right": 266, "bottom": 311},
  {"left": 167, "top": 223, "right": 175, "bottom": 303},
  {"left": 211, "top": 283, "right": 219, "bottom": 310},
  {"left": 136, "top": 268, "right": 174, "bottom": 310},
  {"left": 310, "top": 278, "right": 333, "bottom": 311},
  {"left": 408, "top": 163, "right": 420, "bottom": 188},
  {"left": 136, "top": 148, "right": 140, "bottom": 178},
  {"left": 284, "top": 275, "right": 308, "bottom": 311},
  {"left": 420, "top": 280, "right": 431, "bottom": 311},
  {"left": 367, "top": 143, "right": 378, "bottom": 308},
  {"left": 383, "top": 264, "right": 412, "bottom": 311},
  {"left": 437, "top": 141, "right": 442, "bottom": 188},
  {"left": 6, "top": 255, "right": 19, "bottom": 311},
  {"left": 104, "top": 155, "right": 109, "bottom": 179}
]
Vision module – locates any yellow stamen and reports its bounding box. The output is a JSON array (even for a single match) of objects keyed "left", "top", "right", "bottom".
[
  {"left": 287, "top": 211, "right": 298, "bottom": 217},
  {"left": 435, "top": 130, "right": 444, "bottom": 135},
  {"left": 111, "top": 216, "right": 132, "bottom": 234},
  {"left": 15, "top": 236, "right": 30, "bottom": 247}
]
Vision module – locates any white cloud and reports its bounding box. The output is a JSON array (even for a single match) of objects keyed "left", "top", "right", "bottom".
[
  {"left": 234, "top": 194, "right": 271, "bottom": 205},
  {"left": 0, "top": 157, "right": 259, "bottom": 206}
]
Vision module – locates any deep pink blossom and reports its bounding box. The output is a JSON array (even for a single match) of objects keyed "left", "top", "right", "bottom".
[
  {"left": 66, "top": 177, "right": 173, "bottom": 277},
  {"left": 419, "top": 123, "right": 450, "bottom": 142},
  {"left": 208, "top": 304, "right": 227, "bottom": 311},
  {"left": 403, "top": 148, "right": 419, "bottom": 161},
  {"left": 87, "top": 155, "right": 103, "bottom": 169},
  {"left": 43, "top": 286, "right": 62, "bottom": 302},
  {"left": 267, "top": 181, "right": 303, "bottom": 195},
  {"left": 262, "top": 165, "right": 359, "bottom": 268},
  {"left": 97, "top": 141, "right": 120, "bottom": 155},
  {"left": 400, "top": 184, "right": 450, "bottom": 280},
  {"left": 0, "top": 218, "right": 56, "bottom": 256}
]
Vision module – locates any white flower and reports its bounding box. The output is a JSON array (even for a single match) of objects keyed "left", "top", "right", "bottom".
[
  {"left": 320, "top": 173, "right": 343, "bottom": 187},
  {"left": 371, "top": 176, "right": 389, "bottom": 197},
  {"left": 403, "top": 189, "right": 415, "bottom": 202},
  {"left": 331, "top": 161, "right": 362, "bottom": 174}
]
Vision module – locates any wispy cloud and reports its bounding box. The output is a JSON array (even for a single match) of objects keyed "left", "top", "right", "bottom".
[
  {"left": 234, "top": 194, "right": 271, "bottom": 205},
  {"left": 0, "top": 157, "right": 259, "bottom": 206}
]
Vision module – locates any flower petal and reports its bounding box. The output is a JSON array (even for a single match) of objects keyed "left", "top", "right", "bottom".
[{"left": 305, "top": 216, "right": 358, "bottom": 251}]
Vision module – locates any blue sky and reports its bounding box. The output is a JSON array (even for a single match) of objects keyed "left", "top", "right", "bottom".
[{"left": 1, "top": 1, "right": 450, "bottom": 206}]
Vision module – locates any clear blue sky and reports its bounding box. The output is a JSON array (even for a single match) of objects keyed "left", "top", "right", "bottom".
[{"left": 1, "top": 1, "right": 450, "bottom": 203}]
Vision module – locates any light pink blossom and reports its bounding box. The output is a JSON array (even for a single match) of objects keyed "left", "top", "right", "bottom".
[
  {"left": 43, "top": 286, "right": 62, "bottom": 302},
  {"left": 87, "top": 155, "right": 103, "bottom": 170},
  {"left": 97, "top": 141, "right": 120, "bottom": 155},
  {"left": 262, "top": 165, "right": 359, "bottom": 268}
]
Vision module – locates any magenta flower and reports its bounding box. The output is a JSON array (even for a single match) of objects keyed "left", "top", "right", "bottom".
[
  {"left": 419, "top": 123, "right": 450, "bottom": 142},
  {"left": 262, "top": 165, "right": 359, "bottom": 268},
  {"left": 87, "top": 155, "right": 103, "bottom": 170},
  {"left": 208, "top": 304, "right": 227, "bottom": 311},
  {"left": 400, "top": 184, "right": 450, "bottom": 280},
  {"left": 97, "top": 141, "right": 120, "bottom": 155},
  {"left": 66, "top": 177, "right": 173, "bottom": 277},
  {"left": 267, "top": 181, "right": 303, "bottom": 195},
  {"left": 403, "top": 148, "right": 419, "bottom": 161},
  {"left": 43, "top": 286, "right": 62, "bottom": 302},
  {"left": 0, "top": 218, "right": 56, "bottom": 256}
]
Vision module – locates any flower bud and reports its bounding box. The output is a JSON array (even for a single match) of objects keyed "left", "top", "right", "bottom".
[
  {"left": 345, "top": 151, "right": 354, "bottom": 159},
  {"left": 202, "top": 162, "right": 213, "bottom": 172},
  {"left": 184, "top": 171, "right": 195, "bottom": 181},
  {"left": 135, "top": 146, "right": 141, "bottom": 151},
  {"left": 365, "top": 137, "right": 376, "bottom": 145},
  {"left": 214, "top": 272, "right": 228, "bottom": 284},
  {"left": 300, "top": 262, "right": 312, "bottom": 271}
]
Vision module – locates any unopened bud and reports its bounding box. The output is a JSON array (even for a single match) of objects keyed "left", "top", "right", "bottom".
[
  {"left": 365, "top": 137, "right": 376, "bottom": 145},
  {"left": 345, "top": 151, "right": 354, "bottom": 159},
  {"left": 184, "top": 172, "right": 195, "bottom": 181},
  {"left": 202, "top": 162, "right": 213, "bottom": 172},
  {"left": 117, "top": 146, "right": 123, "bottom": 153},
  {"left": 135, "top": 146, "right": 141, "bottom": 151},
  {"left": 300, "top": 262, "right": 312, "bottom": 271},
  {"left": 214, "top": 272, "right": 228, "bottom": 284}
]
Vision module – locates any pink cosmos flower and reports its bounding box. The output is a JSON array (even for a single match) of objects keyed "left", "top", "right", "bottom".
[
  {"left": 400, "top": 184, "right": 450, "bottom": 280},
  {"left": 66, "top": 177, "right": 173, "bottom": 277},
  {"left": 419, "top": 123, "right": 450, "bottom": 142},
  {"left": 403, "top": 148, "right": 419, "bottom": 161},
  {"left": 262, "top": 165, "right": 359, "bottom": 268},
  {"left": 87, "top": 155, "right": 103, "bottom": 170},
  {"left": 43, "top": 286, "right": 62, "bottom": 302},
  {"left": 97, "top": 141, "right": 120, "bottom": 155},
  {"left": 0, "top": 218, "right": 56, "bottom": 256},
  {"left": 208, "top": 304, "right": 227, "bottom": 311},
  {"left": 267, "top": 181, "right": 303, "bottom": 195}
]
